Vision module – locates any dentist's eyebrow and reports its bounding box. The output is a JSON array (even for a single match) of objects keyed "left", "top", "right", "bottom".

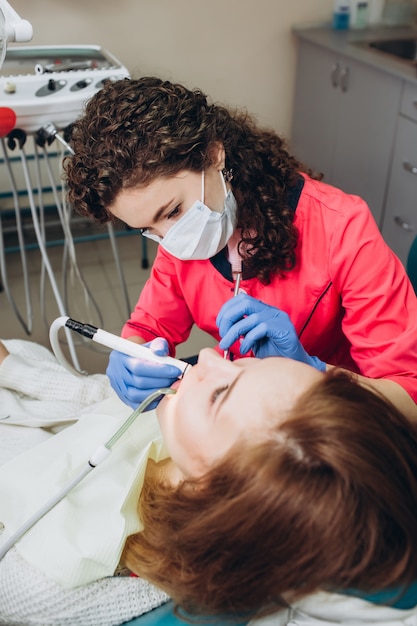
[
  {"left": 152, "top": 198, "right": 175, "bottom": 224},
  {"left": 215, "top": 371, "right": 244, "bottom": 416}
]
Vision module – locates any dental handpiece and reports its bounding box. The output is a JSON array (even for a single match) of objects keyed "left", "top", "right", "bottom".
[{"left": 49, "top": 316, "right": 192, "bottom": 378}]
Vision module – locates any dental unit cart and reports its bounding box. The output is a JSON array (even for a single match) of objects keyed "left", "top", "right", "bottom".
[
  {"left": 0, "top": 45, "right": 129, "bottom": 132},
  {"left": 0, "top": 45, "right": 140, "bottom": 372}
]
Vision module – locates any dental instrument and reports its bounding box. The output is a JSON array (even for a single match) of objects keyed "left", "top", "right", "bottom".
[
  {"left": 223, "top": 250, "right": 242, "bottom": 360},
  {"left": 5, "top": 128, "right": 82, "bottom": 370},
  {"left": 0, "top": 135, "right": 33, "bottom": 334},
  {"left": 36, "top": 122, "right": 134, "bottom": 316},
  {"left": 50, "top": 315, "right": 192, "bottom": 378},
  {"left": 33, "top": 132, "right": 104, "bottom": 330},
  {"left": 37, "top": 122, "right": 75, "bottom": 155},
  {"left": 0, "top": 387, "right": 176, "bottom": 562}
]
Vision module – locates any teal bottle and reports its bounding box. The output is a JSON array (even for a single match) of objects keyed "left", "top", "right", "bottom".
[{"left": 333, "top": 1, "right": 351, "bottom": 29}]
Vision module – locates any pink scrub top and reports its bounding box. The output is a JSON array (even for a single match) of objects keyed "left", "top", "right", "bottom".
[{"left": 123, "top": 175, "right": 417, "bottom": 402}]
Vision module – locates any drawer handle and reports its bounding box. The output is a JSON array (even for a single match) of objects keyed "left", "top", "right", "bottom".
[
  {"left": 403, "top": 160, "right": 417, "bottom": 175},
  {"left": 330, "top": 63, "right": 339, "bottom": 88},
  {"left": 394, "top": 216, "right": 415, "bottom": 231},
  {"left": 339, "top": 66, "right": 349, "bottom": 93}
]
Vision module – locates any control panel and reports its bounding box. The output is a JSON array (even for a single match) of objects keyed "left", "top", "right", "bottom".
[{"left": 0, "top": 45, "right": 130, "bottom": 133}]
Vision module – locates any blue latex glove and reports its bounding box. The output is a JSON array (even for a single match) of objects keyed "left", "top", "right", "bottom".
[
  {"left": 217, "top": 294, "right": 326, "bottom": 371},
  {"left": 106, "top": 337, "right": 182, "bottom": 409}
]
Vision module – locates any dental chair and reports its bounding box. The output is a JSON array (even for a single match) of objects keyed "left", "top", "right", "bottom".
[
  {"left": 406, "top": 235, "right": 417, "bottom": 293},
  {"left": 124, "top": 600, "right": 248, "bottom": 625},
  {"left": 124, "top": 602, "right": 185, "bottom": 625}
]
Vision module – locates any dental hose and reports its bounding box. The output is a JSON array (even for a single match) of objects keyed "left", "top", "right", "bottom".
[{"left": 0, "top": 387, "right": 176, "bottom": 561}]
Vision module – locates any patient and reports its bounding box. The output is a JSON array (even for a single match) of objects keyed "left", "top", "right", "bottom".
[
  {"left": 0, "top": 341, "right": 417, "bottom": 626},
  {"left": 125, "top": 350, "right": 417, "bottom": 623}
]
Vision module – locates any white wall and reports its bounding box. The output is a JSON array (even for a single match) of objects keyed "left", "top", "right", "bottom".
[{"left": 8, "top": 0, "right": 334, "bottom": 137}]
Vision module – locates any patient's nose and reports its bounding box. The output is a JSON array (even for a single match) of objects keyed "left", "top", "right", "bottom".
[{"left": 197, "top": 347, "right": 234, "bottom": 376}]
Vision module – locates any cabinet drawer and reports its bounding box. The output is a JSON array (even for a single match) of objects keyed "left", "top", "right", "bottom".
[
  {"left": 400, "top": 81, "right": 417, "bottom": 122},
  {"left": 382, "top": 116, "right": 417, "bottom": 266}
]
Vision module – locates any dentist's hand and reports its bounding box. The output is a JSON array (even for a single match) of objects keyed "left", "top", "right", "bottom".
[
  {"left": 106, "top": 337, "right": 182, "bottom": 409},
  {"left": 217, "top": 294, "right": 326, "bottom": 371}
]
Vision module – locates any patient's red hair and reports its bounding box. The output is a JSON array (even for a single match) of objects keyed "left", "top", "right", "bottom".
[{"left": 123, "top": 370, "right": 417, "bottom": 619}]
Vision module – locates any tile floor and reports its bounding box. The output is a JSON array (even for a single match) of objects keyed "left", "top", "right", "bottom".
[{"left": 0, "top": 227, "right": 216, "bottom": 374}]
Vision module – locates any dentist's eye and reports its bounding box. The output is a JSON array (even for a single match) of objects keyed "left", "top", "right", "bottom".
[
  {"left": 210, "top": 385, "right": 228, "bottom": 406},
  {"left": 167, "top": 205, "right": 180, "bottom": 220}
]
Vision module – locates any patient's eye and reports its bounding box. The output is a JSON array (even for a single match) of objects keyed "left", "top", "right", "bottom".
[{"left": 210, "top": 385, "right": 228, "bottom": 406}]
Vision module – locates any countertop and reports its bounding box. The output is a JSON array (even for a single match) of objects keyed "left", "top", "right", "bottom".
[{"left": 293, "top": 23, "right": 417, "bottom": 84}]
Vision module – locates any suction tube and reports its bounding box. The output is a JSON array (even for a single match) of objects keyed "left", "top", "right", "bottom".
[{"left": 49, "top": 316, "right": 192, "bottom": 378}]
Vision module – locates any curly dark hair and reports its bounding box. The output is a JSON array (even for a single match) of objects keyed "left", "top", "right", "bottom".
[{"left": 64, "top": 77, "right": 317, "bottom": 283}]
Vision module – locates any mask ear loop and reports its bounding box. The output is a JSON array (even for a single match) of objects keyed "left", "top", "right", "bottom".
[{"left": 201, "top": 169, "right": 205, "bottom": 203}]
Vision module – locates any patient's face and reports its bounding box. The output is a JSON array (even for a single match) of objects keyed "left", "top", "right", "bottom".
[{"left": 157, "top": 349, "right": 323, "bottom": 478}]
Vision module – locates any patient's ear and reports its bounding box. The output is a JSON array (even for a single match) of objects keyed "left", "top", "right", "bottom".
[{"left": 155, "top": 459, "right": 184, "bottom": 487}]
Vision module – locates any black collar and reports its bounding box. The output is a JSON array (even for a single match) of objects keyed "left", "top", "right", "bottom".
[{"left": 210, "top": 175, "right": 304, "bottom": 281}]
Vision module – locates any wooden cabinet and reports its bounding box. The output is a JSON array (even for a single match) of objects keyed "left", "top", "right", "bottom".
[
  {"left": 381, "top": 84, "right": 417, "bottom": 266},
  {"left": 291, "top": 39, "right": 402, "bottom": 227}
]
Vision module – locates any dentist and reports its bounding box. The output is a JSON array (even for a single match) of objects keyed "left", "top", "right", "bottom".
[{"left": 64, "top": 77, "right": 417, "bottom": 421}]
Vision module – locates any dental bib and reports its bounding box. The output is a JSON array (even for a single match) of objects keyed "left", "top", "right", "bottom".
[{"left": 0, "top": 395, "right": 168, "bottom": 588}]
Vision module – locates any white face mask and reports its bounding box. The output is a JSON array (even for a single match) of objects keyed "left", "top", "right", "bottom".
[{"left": 143, "top": 170, "right": 237, "bottom": 260}]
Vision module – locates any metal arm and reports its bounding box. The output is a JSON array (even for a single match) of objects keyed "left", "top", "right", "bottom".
[
  {"left": 0, "top": 1, "right": 32, "bottom": 70},
  {"left": 0, "top": 0, "right": 32, "bottom": 43}
]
